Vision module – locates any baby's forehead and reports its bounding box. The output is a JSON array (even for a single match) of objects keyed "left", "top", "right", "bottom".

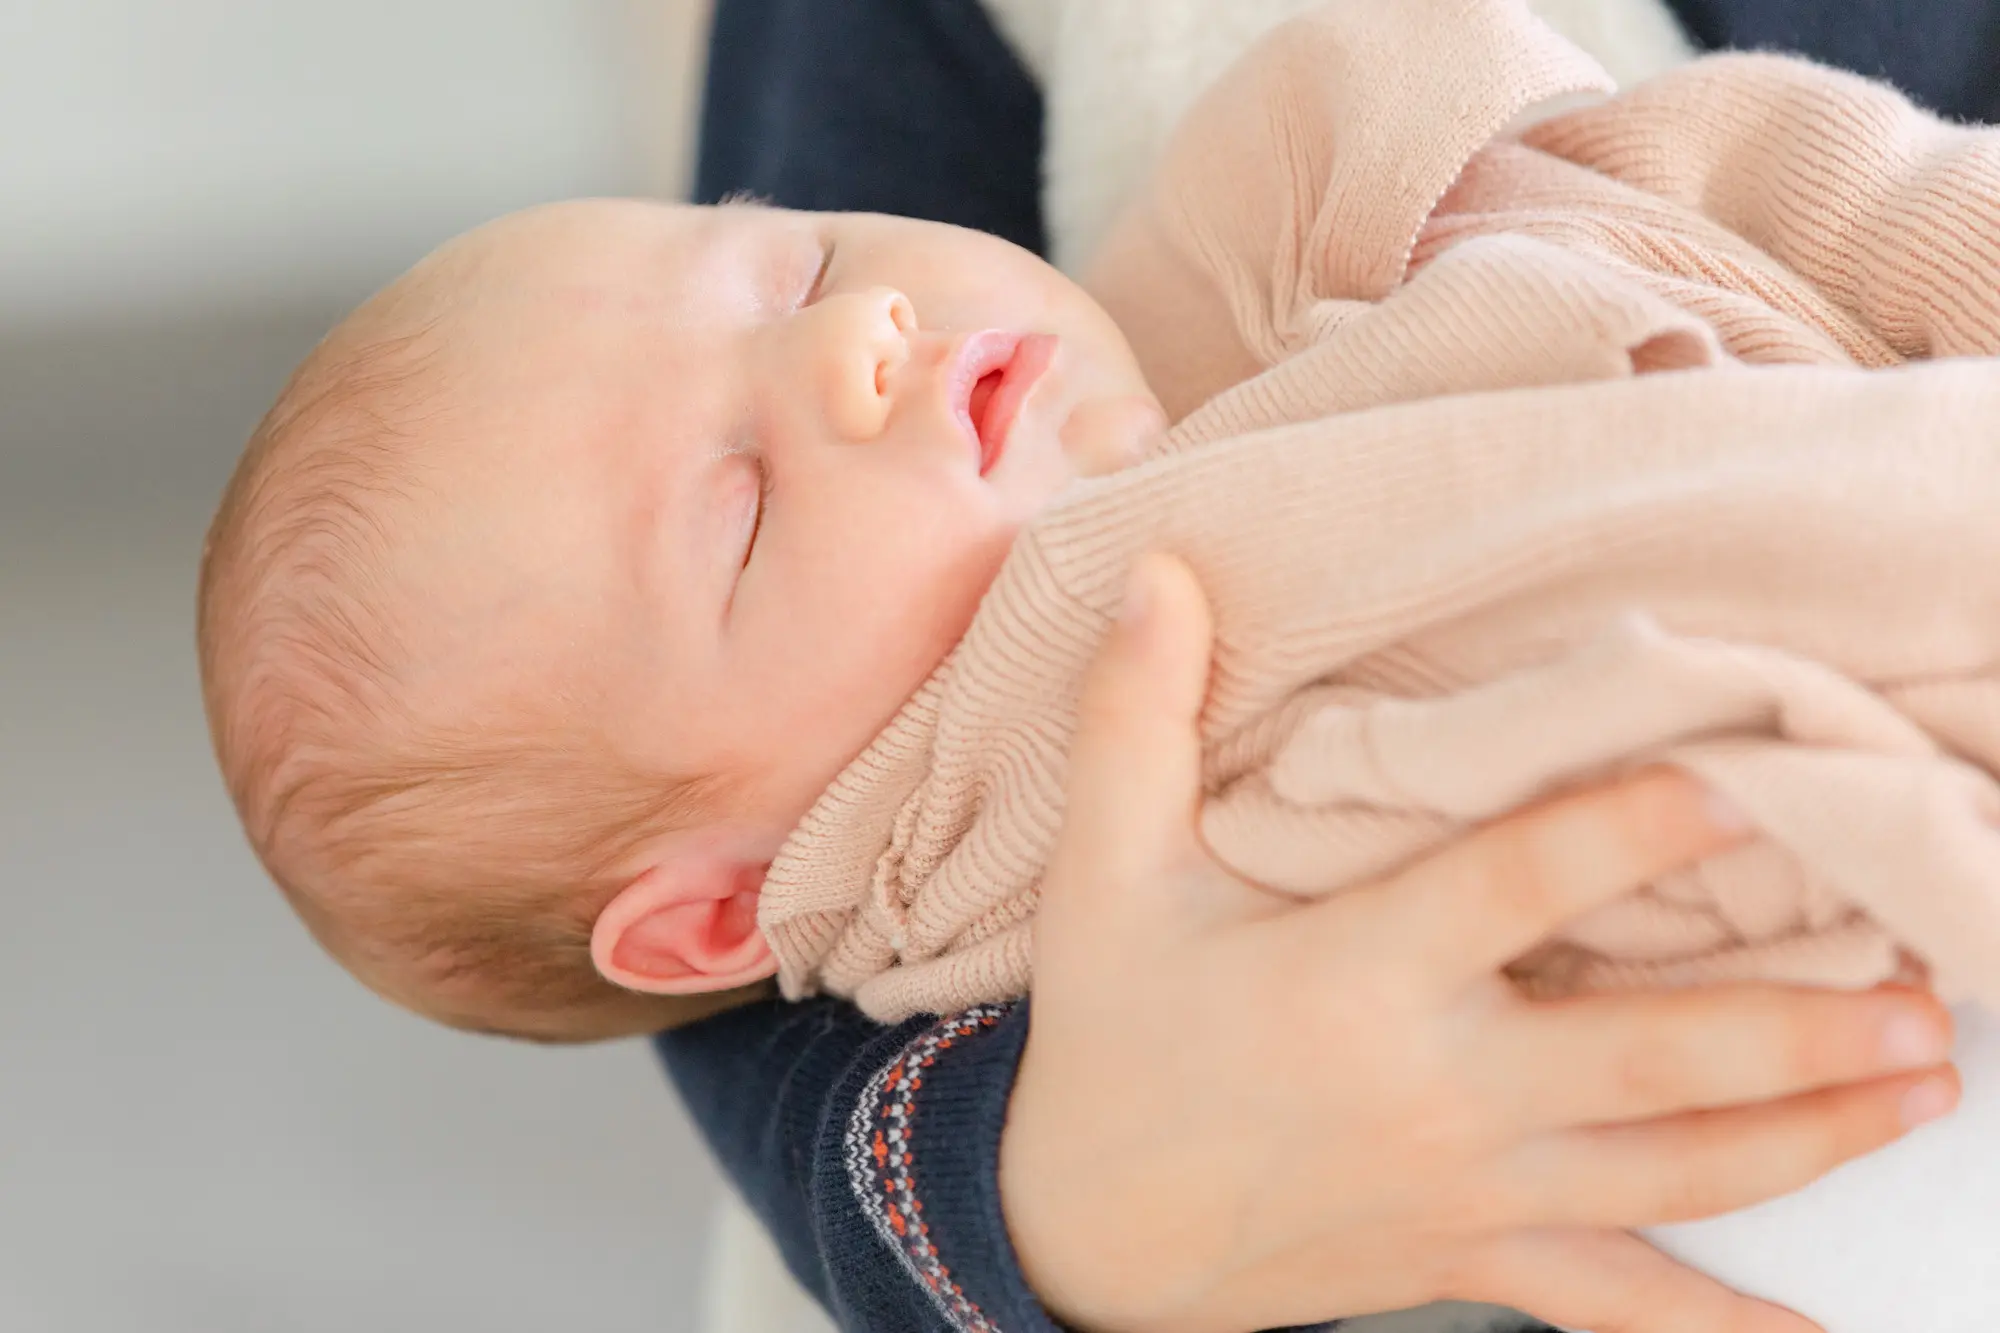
[
  {"left": 406, "top": 204, "right": 834, "bottom": 428},
  {"left": 328, "top": 198, "right": 822, "bottom": 551},
  {"left": 449, "top": 198, "right": 795, "bottom": 286}
]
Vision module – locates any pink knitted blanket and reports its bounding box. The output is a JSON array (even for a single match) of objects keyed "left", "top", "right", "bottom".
[{"left": 759, "top": 0, "right": 2000, "bottom": 1020}]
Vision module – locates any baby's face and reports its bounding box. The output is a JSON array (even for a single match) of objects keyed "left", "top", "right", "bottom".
[{"left": 397, "top": 199, "right": 1160, "bottom": 855}]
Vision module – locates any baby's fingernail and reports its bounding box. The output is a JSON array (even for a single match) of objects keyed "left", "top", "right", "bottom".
[
  {"left": 1901, "top": 1074, "right": 1958, "bottom": 1129},
  {"left": 1704, "top": 789, "right": 1752, "bottom": 834},
  {"left": 1881, "top": 1012, "right": 1950, "bottom": 1069}
]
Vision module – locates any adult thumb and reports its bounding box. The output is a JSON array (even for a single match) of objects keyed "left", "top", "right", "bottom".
[{"left": 1051, "top": 552, "right": 1215, "bottom": 903}]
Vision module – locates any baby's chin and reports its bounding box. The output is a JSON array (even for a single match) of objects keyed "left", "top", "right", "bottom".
[{"left": 1059, "top": 394, "right": 1168, "bottom": 478}]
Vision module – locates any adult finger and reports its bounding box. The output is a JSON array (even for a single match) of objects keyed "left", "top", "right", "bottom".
[
  {"left": 1497, "top": 985, "right": 1954, "bottom": 1129},
  {"left": 1043, "top": 552, "right": 1214, "bottom": 916},
  {"left": 1503, "top": 1066, "right": 1959, "bottom": 1230},
  {"left": 1381, "top": 768, "right": 1751, "bottom": 987},
  {"left": 1462, "top": 1228, "right": 1822, "bottom": 1333}
]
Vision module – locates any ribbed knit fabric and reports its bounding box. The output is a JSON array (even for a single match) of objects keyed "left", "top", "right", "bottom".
[{"left": 758, "top": 0, "right": 2000, "bottom": 1022}]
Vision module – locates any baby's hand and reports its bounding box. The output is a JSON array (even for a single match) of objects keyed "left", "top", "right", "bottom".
[
  {"left": 1060, "top": 393, "right": 1166, "bottom": 477},
  {"left": 1001, "top": 553, "right": 1958, "bottom": 1333}
]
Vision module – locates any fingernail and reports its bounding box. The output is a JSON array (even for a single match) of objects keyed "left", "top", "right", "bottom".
[
  {"left": 1704, "top": 789, "right": 1752, "bottom": 834},
  {"left": 1901, "top": 1075, "right": 1957, "bottom": 1129},
  {"left": 1881, "top": 1013, "right": 1949, "bottom": 1069},
  {"left": 1120, "top": 561, "right": 1156, "bottom": 629}
]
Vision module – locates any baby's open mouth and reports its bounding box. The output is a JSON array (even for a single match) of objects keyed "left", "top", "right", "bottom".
[
  {"left": 951, "top": 331, "right": 1058, "bottom": 476},
  {"left": 967, "top": 368, "right": 1006, "bottom": 453}
]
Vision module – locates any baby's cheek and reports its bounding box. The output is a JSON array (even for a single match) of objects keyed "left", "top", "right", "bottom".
[
  {"left": 894, "top": 525, "right": 1014, "bottom": 657},
  {"left": 767, "top": 515, "right": 1011, "bottom": 800}
]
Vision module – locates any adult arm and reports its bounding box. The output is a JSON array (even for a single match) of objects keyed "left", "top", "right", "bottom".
[{"left": 657, "top": 996, "right": 1064, "bottom": 1332}]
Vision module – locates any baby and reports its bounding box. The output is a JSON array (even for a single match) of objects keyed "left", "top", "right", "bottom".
[
  {"left": 197, "top": 195, "right": 1169, "bottom": 1041},
  {"left": 202, "top": 0, "right": 2000, "bottom": 1042}
]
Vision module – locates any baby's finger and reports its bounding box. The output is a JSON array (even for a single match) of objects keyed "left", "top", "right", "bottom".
[
  {"left": 1462, "top": 1228, "right": 1822, "bottom": 1333},
  {"left": 1385, "top": 768, "right": 1750, "bottom": 990},
  {"left": 1502, "top": 1067, "right": 1958, "bottom": 1230},
  {"left": 1045, "top": 553, "right": 1214, "bottom": 916},
  {"left": 1498, "top": 985, "right": 1953, "bottom": 1130}
]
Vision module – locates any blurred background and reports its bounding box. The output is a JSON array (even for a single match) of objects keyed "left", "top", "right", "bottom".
[{"left": 0, "top": 2, "right": 732, "bottom": 1329}]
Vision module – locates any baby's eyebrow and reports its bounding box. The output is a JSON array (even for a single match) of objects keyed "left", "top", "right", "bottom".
[
  {"left": 726, "top": 216, "right": 823, "bottom": 314},
  {"left": 681, "top": 206, "right": 803, "bottom": 321}
]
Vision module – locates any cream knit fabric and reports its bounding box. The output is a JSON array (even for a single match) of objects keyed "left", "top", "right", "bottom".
[{"left": 759, "top": 0, "right": 2000, "bottom": 1022}]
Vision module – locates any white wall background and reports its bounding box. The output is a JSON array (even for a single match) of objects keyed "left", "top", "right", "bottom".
[
  {"left": 0, "top": 4, "right": 737, "bottom": 1331},
  {"left": 0, "top": 0, "right": 706, "bottom": 324}
]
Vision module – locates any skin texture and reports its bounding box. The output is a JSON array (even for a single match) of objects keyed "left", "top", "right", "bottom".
[
  {"left": 1000, "top": 553, "right": 1962, "bottom": 1333},
  {"left": 361, "top": 199, "right": 1163, "bottom": 992}
]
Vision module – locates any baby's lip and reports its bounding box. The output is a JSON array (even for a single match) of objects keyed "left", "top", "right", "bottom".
[{"left": 948, "top": 331, "right": 1057, "bottom": 476}]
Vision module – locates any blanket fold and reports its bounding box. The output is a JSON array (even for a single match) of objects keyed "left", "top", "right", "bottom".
[{"left": 759, "top": 0, "right": 2000, "bottom": 1021}]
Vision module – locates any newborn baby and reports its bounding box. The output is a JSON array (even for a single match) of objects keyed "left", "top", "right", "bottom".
[{"left": 198, "top": 196, "right": 1167, "bottom": 1040}]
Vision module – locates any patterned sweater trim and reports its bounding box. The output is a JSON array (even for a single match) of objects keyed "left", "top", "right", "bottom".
[{"left": 847, "top": 1005, "right": 1015, "bottom": 1332}]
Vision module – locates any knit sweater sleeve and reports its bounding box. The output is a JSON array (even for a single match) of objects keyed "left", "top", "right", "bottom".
[
  {"left": 1524, "top": 52, "right": 2000, "bottom": 358},
  {"left": 654, "top": 997, "right": 1066, "bottom": 1333}
]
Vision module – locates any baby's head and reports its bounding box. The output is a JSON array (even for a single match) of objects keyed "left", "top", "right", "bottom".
[{"left": 199, "top": 198, "right": 1160, "bottom": 1041}]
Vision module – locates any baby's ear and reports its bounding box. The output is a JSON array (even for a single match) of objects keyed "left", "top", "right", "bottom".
[{"left": 590, "top": 846, "right": 776, "bottom": 995}]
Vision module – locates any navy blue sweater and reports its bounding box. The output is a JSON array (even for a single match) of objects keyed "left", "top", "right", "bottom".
[
  {"left": 659, "top": 998, "right": 1063, "bottom": 1331},
  {"left": 659, "top": 2, "right": 2000, "bottom": 1329},
  {"left": 1665, "top": 0, "right": 2000, "bottom": 122}
]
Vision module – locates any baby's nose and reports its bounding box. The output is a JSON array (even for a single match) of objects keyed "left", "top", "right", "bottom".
[{"left": 822, "top": 287, "right": 916, "bottom": 441}]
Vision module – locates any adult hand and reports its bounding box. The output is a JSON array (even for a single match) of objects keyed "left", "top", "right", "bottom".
[{"left": 1000, "top": 553, "right": 1960, "bottom": 1333}]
